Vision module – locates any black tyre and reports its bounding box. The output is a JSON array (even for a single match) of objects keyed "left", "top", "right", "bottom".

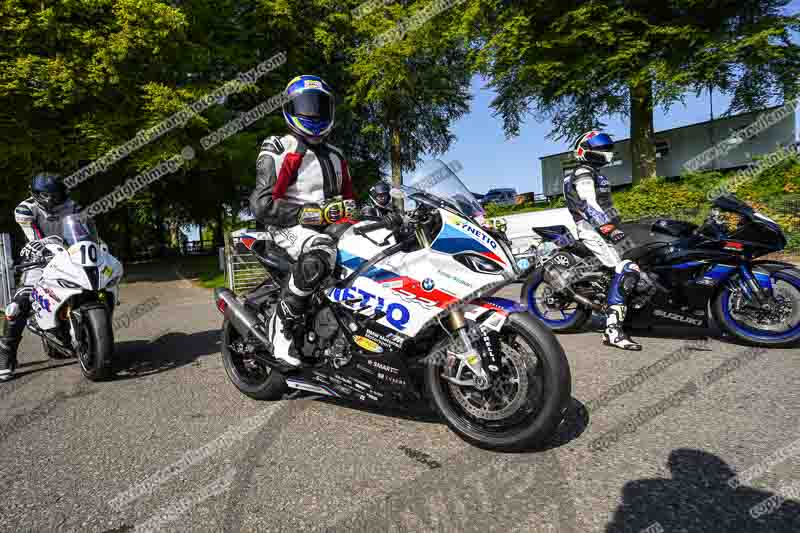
[
  {"left": 221, "top": 317, "right": 287, "bottom": 400},
  {"left": 77, "top": 306, "right": 114, "bottom": 381},
  {"left": 522, "top": 271, "right": 591, "bottom": 333},
  {"left": 424, "top": 313, "right": 572, "bottom": 452}
]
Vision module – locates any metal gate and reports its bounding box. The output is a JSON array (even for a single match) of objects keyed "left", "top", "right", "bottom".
[
  {"left": 225, "top": 233, "right": 270, "bottom": 294},
  {"left": 0, "top": 233, "right": 14, "bottom": 309}
]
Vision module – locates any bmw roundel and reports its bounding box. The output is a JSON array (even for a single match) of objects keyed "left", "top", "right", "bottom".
[{"left": 422, "top": 278, "right": 435, "bottom": 292}]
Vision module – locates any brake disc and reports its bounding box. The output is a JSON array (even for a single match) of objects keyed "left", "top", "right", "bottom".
[{"left": 448, "top": 341, "right": 530, "bottom": 421}]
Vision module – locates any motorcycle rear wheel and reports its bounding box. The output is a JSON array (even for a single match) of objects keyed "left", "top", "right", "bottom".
[
  {"left": 221, "top": 316, "right": 287, "bottom": 401},
  {"left": 522, "top": 271, "right": 591, "bottom": 332},
  {"left": 424, "top": 313, "right": 571, "bottom": 451}
]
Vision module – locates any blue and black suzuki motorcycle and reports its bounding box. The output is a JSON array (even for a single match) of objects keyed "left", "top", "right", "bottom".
[{"left": 522, "top": 194, "right": 800, "bottom": 347}]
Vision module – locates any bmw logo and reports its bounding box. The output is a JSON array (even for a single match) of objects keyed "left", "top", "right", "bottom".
[
  {"left": 517, "top": 258, "right": 530, "bottom": 270},
  {"left": 422, "top": 278, "right": 435, "bottom": 292}
]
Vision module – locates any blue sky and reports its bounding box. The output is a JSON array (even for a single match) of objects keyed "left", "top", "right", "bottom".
[{"left": 438, "top": 78, "right": 739, "bottom": 196}]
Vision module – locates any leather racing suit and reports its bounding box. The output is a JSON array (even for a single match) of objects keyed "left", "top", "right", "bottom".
[
  {"left": 563, "top": 164, "right": 642, "bottom": 350},
  {"left": 249, "top": 132, "right": 355, "bottom": 364}
]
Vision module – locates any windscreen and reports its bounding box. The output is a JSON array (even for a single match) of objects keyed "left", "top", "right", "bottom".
[
  {"left": 401, "top": 160, "right": 486, "bottom": 220},
  {"left": 63, "top": 214, "right": 98, "bottom": 246}
]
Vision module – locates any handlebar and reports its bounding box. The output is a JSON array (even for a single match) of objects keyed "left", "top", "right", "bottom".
[
  {"left": 354, "top": 220, "right": 392, "bottom": 236},
  {"left": 14, "top": 260, "right": 46, "bottom": 274}
]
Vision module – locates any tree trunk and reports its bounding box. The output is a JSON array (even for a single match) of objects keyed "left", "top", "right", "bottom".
[
  {"left": 630, "top": 79, "right": 657, "bottom": 184},
  {"left": 153, "top": 200, "right": 166, "bottom": 257},
  {"left": 215, "top": 206, "right": 225, "bottom": 249},
  {"left": 123, "top": 208, "right": 131, "bottom": 260},
  {"left": 389, "top": 115, "right": 403, "bottom": 210}
]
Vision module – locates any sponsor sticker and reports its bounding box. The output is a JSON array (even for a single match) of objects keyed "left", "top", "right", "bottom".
[{"left": 354, "top": 335, "right": 384, "bottom": 353}]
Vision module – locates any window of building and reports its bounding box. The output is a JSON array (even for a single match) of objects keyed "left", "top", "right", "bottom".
[{"left": 655, "top": 139, "right": 670, "bottom": 159}]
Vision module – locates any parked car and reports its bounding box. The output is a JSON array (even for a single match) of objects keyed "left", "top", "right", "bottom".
[{"left": 481, "top": 187, "right": 517, "bottom": 206}]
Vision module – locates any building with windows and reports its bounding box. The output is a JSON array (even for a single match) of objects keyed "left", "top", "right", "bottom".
[{"left": 539, "top": 104, "right": 797, "bottom": 200}]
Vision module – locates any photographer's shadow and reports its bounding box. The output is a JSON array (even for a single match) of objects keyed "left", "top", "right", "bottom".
[
  {"left": 606, "top": 448, "right": 800, "bottom": 532},
  {"left": 111, "top": 330, "right": 221, "bottom": 380}
]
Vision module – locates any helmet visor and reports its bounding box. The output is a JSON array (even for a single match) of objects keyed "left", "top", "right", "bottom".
[
  {"left": 287, "top": 91, "right": 332, "bottom": 121},
  {"left": 586, "top": 133, "right": 614, "bottom": 151},
  {"left": 374, "top": 193, "right": 389, "bottom": 206}
]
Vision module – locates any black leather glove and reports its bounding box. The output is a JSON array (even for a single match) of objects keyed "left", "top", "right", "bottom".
[{"left": 382, "top": 212, "right": 404, "bottom": 230}]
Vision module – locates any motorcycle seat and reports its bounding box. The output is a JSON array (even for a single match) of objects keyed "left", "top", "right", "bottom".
[{"left": 250, "top": 240, "right": 294, "bottom": 273}]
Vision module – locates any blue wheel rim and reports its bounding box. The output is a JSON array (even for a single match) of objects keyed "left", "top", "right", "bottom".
[
  {"left": 721, "top": 272, "right": 800, "bottom": 341},
  {"left": 527, "top": 278, "right": 578, "bottom": 327}
]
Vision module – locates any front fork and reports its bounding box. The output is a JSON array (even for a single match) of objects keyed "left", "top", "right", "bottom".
[
  {"left": 734, "top": 265, "right": 774, "bottom": 310},
  {"left": 442, "top": 309, "right": 492, "bottom": 391}
]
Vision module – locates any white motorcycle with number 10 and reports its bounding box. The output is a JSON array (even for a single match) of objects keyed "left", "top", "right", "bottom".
[{"left": 18, "top": 214, "right": 123, "bottom": 381}]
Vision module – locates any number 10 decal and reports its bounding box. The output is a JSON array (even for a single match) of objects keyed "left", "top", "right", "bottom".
[{"left": 80, "top": 243, "right": 98, "bottom": 265}]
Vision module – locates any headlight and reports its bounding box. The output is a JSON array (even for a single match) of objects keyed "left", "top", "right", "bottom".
[
  {"left": 57, "top": 279, "right": 82, "bottom": 289},
  {"left": 455, "top": 253, "right": 504, "bottom": 274}
]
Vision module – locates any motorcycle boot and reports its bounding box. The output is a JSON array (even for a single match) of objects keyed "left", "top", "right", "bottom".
[
  {"left": 0, "top": 299, "right": 31, "bottom": 381},
  {"left": 267, "top": 288, "right": 306, "bottom": 368},
  {"left": 603, "top": 304, "right": 642, "bottom": 351}
]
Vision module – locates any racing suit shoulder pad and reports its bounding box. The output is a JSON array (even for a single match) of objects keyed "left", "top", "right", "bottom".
[
  {"left": 260, "top": 134, "right": 299, "bottom": 156},
  {"left": 14, "top": 198, "right": 36, "bottom": 219}
]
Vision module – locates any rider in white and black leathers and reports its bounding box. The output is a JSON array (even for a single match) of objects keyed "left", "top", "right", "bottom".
[
  {"left": 1, "top": 173, "right": 81, "bottom": 381},
  {"left": 563, "top": 131, "right": 642, "bottom": 351},
  {"left": 249, "top": 75, "right": 358, "bottom": 368}
]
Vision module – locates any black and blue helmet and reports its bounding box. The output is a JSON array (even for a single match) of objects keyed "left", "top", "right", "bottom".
[
  {"left": 282, "top": 75, "right": 335, "bottom": 142},
  {"left": 31, "top": 173, "right": 68, "bottom": 211}
]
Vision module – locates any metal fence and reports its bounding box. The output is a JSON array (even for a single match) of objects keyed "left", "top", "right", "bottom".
[
  {"left": 225, "top": 234, "right": 270, "bottom": 294},
  {"left": 0, "top": 234, "right": 14, "bottom": 309}
]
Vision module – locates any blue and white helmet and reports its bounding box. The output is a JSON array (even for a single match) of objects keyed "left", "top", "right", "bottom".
[
  {"left": 282, "top": 75, "right": 335, "bottom": 142},
  {"left": 573, "top": 130, "right": 615, "bottom": 167}
]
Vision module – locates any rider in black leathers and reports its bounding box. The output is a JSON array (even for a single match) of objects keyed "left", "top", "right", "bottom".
[
  {"left": 360, "top": 182, "right": 393, "bottom": 218},
  {"left": 1, "top": 173, "right": 81, "bottom": 381}
]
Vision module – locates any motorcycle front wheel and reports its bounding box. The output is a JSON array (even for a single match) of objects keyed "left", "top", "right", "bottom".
[
  {"left": 424, "top": 313, "right": 572, "bottom": 452},
  {"left": 77, "top": 306, "right": 114, "bottom": 381},
  {"left": 713, "top": 269, "right": 800, "bottom": 348}
]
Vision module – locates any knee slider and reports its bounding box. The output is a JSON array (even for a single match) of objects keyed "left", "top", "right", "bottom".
[
  {"left": 293, "top": 249, "right": 332, "bottom": 292},
  {"left": 615, "top": 260, "right": 640, "bottom": 296}
]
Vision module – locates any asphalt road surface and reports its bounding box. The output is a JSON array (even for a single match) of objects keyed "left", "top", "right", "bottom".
[{"left": 1, "top": 261, "right": 799, "bottom": 532}]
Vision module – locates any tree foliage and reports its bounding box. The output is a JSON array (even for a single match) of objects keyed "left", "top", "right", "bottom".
[
  {"left": 1, "top": 0, "right": 473, "bottom": 257},
  {"left": 462, "top": 0, "right": 800, "bottom": 182}
]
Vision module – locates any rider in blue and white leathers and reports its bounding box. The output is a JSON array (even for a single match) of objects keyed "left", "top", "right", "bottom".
[{"left": 563, "top": 131, "right": 642, "bottom": 351}]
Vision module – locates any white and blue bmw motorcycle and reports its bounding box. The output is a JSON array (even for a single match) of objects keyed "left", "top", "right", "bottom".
[
  {"left": 215, "top": 161, "right": 571, "bottom": 451},
  {"left": 15, "top": 214, "right": 123, "bottom": 381}
]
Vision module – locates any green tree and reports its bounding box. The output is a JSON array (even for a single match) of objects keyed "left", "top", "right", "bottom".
[
  {"left": 465, "top": 0, "right": 800, "bottom": 182},
  {"left": 345, "top": 0, "right": 473, "bottom": 187}
]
